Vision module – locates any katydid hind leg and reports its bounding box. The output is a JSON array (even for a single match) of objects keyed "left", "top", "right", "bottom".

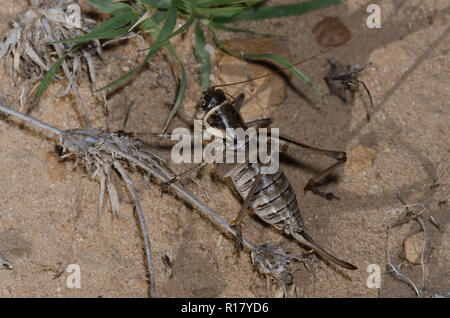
[{"left": 270, "top": 133, "right": 347, "bottom": 201}]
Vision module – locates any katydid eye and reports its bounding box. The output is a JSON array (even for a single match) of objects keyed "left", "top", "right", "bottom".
[{"left": 199, "top": 98, "right": 208, "bottom": 109}]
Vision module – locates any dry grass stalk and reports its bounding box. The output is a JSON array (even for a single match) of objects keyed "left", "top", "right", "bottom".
[{"left": 251, "top": 243, "right": 305, "bottom": 297}]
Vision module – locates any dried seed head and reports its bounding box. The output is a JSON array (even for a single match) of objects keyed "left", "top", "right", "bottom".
[
  {"left": 58, "top": 128, "right": 161, "bottom": 297},
  {"left": 251, "top": 243, "right": 302, "bottom": 296},
  {"left": 0, "top": 2, "right": 102, "bottom": 105}
]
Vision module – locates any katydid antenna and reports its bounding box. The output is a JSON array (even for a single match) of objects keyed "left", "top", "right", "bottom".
[{"left": 211, "top": 48, "right": 333, "bottom": 89}]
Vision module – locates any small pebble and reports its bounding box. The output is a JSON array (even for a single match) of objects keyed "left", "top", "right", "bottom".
[
  {"left": 404, "top": 232, "right": 425, "bottom": 265},
  {"left": 349, "top": 144, "right": 377, "bottom": 172},
  {"left": 312, "top": 16, "right": 351, "bottom": 47}
]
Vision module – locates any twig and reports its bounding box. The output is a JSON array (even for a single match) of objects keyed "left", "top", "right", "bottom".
[
  {"left": 0, "top": 103, "right": 63, "bottom": 137},
  {"left": 417, "top": 217, "right": 426, "bottom": 292},
  {"left": 113, "top": 161, "right": 155, "bottom": 298},
  {"left": 385, "top": 203, "right": 426, "bottom": 227},
  {"left": 429, "top": 215, "right": 442, "bottom": 233}
]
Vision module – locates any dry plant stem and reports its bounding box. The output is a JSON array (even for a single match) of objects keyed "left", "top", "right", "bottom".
[
  {"left": 82, "top": 50, "right": 109, "bottom": 129},
  {"left": 0, "top": 103, "right": 63, "bottom": 136},
  {"left": 417, "top": 217, "right": 426, "bottom": 292},
  {"left": 96, "top": 169, "right": 106, "bottom": 222},
  {"left": 113, "top": 160, "right": 156, "bottom": 298},
  {"left": 429, "top": 216, "right": 442, "bottom": 232},
  {"left": 109, "top": 145, "right": 257, "bottom": 250},
  {"left": 56, "top": 52, "right": 91, "bottom": 129}
]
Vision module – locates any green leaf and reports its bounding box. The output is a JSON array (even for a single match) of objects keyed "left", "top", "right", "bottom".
[
  {"left": 143, "top": 8, "right": 167, "bottom": 25},
  {"left": 210, "top": 21, "right": 286, "bottom": 38},
  {"left": 32, "top": 43, "right": 84, "bottom": 105},
  {"left": 140, "top": 13, "right": 196, "bottom": 52},
  {"left": 174, "top": 0, "right": 195, "bottom": 15},
  {"left": 209, "top": 26, "right": 323, "bottom": 98},
  {"left": 52, "top": 12, "right": 138, "bottom": 44},
  {"left": 214, "top": 0, "right": 344, "bottom": 22},
  {"left": 140, "top": 3, "right": 177, "bottom": 40},
  {"left": 137, "top": 0, "right": 170, "bottom": 9},
  {"left": 162, "top": 45, "right": 186, "bottom": 133},
  {"left": 196, "top": 0, "right": 263, "bottom": 7},
  {"left": 97, "top": 4, "right": 178, "bottom": 92},
  {"left": 135, "top": 3, "right": 190, "bottom": 132},
  {"left": 195, "top": 6, "right": 245, "bottom": 18},
  {"left": 194, "top": 21, "right": 210, "bottom": 91},
  {"left": 88, "top": 0, "right": 134, "bottom": 15}
]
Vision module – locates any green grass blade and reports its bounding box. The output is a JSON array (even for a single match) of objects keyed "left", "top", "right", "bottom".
[
  {"left": 214, "top": 0, "right": 343, "bottom": 22},
  {"left": 196, "top": 0, "right": 263, "bottom": 7},
  {"left": 194, "top": 21, "right": 210, "bottom": 91},
  {"left": 137, "top": 0, "right": 170, "bottom": 9},
  {"left": 150, "top": 8, "right": 167, "bottom": 24},
  {"left": 53, "top": 13, "right": 138, "bottom": 44},
  {"left": 135, "top": 3, "right": 177, "bottom": 45},
  {"left": 209, "top": 26, "right": 323, "bottom": 98},
  {"left": 32, "top": 43, "right": 84, "bottom": 105},
  {"left": 162, "top": 45, "right": 186, "bottom": 133},
  {"left": 195, "top": 6, "right": 245, "bottom": 17},
  {"left": 138, "top": 3, "right": 191, "bottom": 132},
  {"left": 210, "top": 21, "right": 286, "bottom": 38},
  {"left": 174, "top": 0, "right": 195, "bottom": 15},
  {"left": 140, "top": 13, "right": 196, "bottom": 52},
  {"left": 97, "top": 4, "right": 178, "bottom": 92},
  {"left": 136, "top": 6, "right": 189, "bottom": 132},
  {"left": 51, "top": 26, "right": 131, "bottom": 44},
  {"left": 88, "top": 0, "right": 134, "bottom": 14}
]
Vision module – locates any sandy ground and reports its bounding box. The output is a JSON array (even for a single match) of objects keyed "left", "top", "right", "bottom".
[{"left": 0, "top": 0, "right": 448, "bottom": 297}]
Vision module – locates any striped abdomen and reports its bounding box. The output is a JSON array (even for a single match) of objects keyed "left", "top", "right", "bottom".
[
  {"left": 230, "top": 163, "right": 304, "bottom": 236},
  {"left": 229, "top": 162, "right": 358, "bottom": 270}
]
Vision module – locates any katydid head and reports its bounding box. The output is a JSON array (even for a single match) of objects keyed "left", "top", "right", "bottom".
[
  {"left": 198, "top": 87, "right": 226, "bottom": 111},
  {"left": 195, "top": 87, "right": 227, "bottom": 121}
]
